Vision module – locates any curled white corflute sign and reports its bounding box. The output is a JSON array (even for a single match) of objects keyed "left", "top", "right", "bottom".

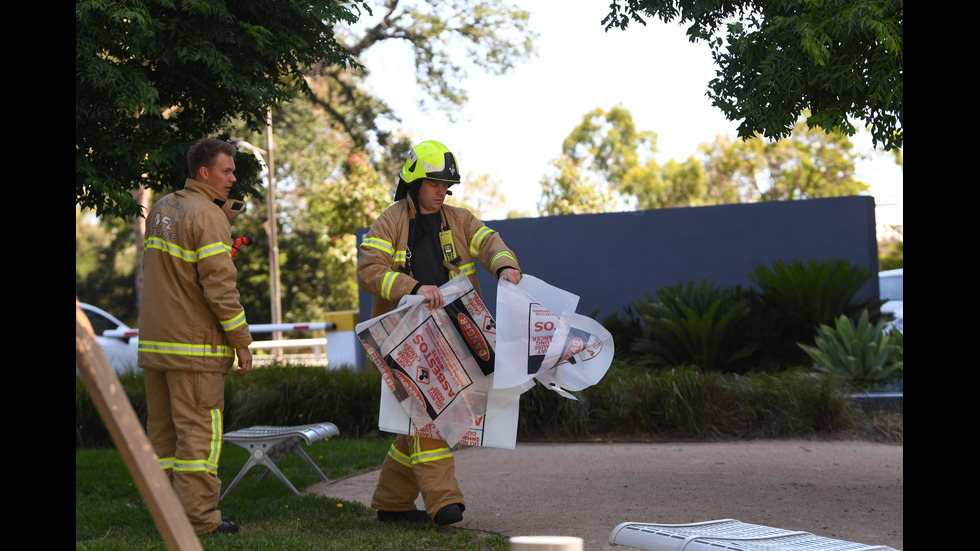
[
  {"left": 357, "top": 275, "right": 524, "bottom": 448},
  {"left": 356, "top": 273, "right": 612, "bottom": 448},
  {"left": 494, "top": 275, "right": 614, "bottom": 397}
]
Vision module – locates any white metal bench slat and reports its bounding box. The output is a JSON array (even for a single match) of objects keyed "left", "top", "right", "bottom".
[
  {"left": 220, "top": 423, "right": 340, "bottom": 500},
  {"left": 609, "top": 520, "right": 898, "bottom": 551}
]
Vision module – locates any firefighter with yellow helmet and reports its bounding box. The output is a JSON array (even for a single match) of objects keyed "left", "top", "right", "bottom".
[{"left": 358, "top": 140, "right": 522, "bottom": 525}]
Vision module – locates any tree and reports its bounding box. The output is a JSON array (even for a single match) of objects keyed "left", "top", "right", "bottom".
[
  {"left": 602, "top": 0, "right": 903, "bottom": 151},
  {"left": 699, "top": 121, "right": 869, "bottom": 202},
  {"left": 562, "top": 105, "right": 658, "bottom": 186},
  {"left": 623, "top": 157, "right": 708, "bottom": 210},
  {"left": 301, "top": 0, "right": 537, "bottom": 153},
  {"left": 552, "top": 105, "right": 705, "bottom": 212},
  {"left": 449, "top": 173, "right": 507, "bottom": 221},
  {"left": 76, "top": 0, "right": 368, "bottom": 220},
  {"left": 76, "top": 209, "right": 138, "bottom": 326},
  {"left": 221, "top": 0, "right": 538, "bottom": 321},
  {"left": 538, "top": 155, "right": 615, "bottom": 216},
  {"left": 77, "top": 0, "right": 540, "bottom": 324}
]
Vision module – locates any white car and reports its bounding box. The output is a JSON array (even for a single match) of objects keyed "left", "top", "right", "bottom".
[
  {"left": 78, "top": 302, "right": 140, "bottom": 374},
  {"left": 878, "top": 268, "right": 903, "bottom": 333}
]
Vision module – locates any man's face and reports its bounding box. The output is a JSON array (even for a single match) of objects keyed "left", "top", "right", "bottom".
[
  {"left": 417, "top": 179, "right": 452, "bottom": 214},
  {"left": 200, "top": 153, "right": 237, "bottom": 197}
]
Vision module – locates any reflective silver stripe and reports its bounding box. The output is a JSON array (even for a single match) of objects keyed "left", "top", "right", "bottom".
[
  {"left": 492, "top": 251, "right": 517, "bottom": 272},
  {"left": 459, "top": 262, "right": 476, "bottom": 275},
  {"left": 157, "top": 456, "right": 175, "bottom": 470},
  {"left": 381, "top": 271, "right": 399, "bottom": 301},
  {"left": 410, "top": 436, "right": 454, "bottom": 464},
  {"left": 393, "top": 250, "right": 408, "bottom": 263},
  {"left": 138, "top": 340, "right": 235, "bottom": 358},
  {"left": 362, "top": 237, "right": 394, "bottom": 255},
  {"left": 221, "top": 310, "right": 247, "bottom": 331},
  {"left": 145, "top": 237, "right": 231, "bottom": 262},
  {"left": 469, "top": 226, "right": 494, "bottom": 256},
  {"left": 198, "top": 241, "right": 229, "bottom": 260},
  {"left": 173, "top": 409, "right": 222, "bottom": 476},
  {"left": 209, "top": 408, "right": 223, "bottom": 468},
  {"left": 145, "top": 237, "right": 198, "bottom": 262},
  {"left": 387, "top": 443, "right": 412, "bottom": 468}
]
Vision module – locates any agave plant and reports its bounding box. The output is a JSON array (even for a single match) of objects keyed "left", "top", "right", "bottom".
[{"left": 798, "top": 311, "right": 902, "bottom": 389}]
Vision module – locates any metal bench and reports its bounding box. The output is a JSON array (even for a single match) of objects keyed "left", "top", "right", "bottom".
[
  {"left": 609, "top": 519, "right": 899, "bottom": 551},
  {"left": 220, "top": 423, "right": 340, "bottom": 500}
]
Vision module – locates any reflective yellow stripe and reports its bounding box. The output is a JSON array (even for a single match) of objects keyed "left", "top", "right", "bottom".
[
  {"left": 145, "top": 237, "right": 232, "bottom": 262},
  {"left": 492, "top": 251, "right": 517, "bottom": 272},
  {"left": 469, "top": 226, "right": 494, "bottom": 256},
  {"left": 221, "top": 310, "right": 247, "bottom": 331},
  {"left": 393, "top": 250, "right": 408, "bottom": 263},
  {"left": 381, "top": 271, "right": 399, "bottom": 301},
  {"left": 172, "top": 409, "right": 222, "bottom": 476},
  {"left": 210, "top": 408, "right": 223, "bottom": 468},
  {"left": 459, "top": 262, "right": 476, "bottom": 276},
  {"left": 157, "top": 456, "right": 175, "bottom": 470},
  {"left": 387, "top": 443, "right": 412, "bottom": 468},
  {"left": 145, "top": 237, "right": 197, "bottom": 262},
  {"left": 410, "top": 437, "right": 454, "bottom": 464},
  {"left": 198, "top": 241, "right": 230, "bottom": 260},
  {"left": 138, "top": 340, "right": 235, "bottom": 358},
  {"left": 362, "top": 237, "right": 394, "bottom": 255}
]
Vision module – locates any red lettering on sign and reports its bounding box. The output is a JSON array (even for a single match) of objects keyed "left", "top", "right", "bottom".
[
  {"left": 458, "top": 313, "right": 490, "bottom": 361},
  {"left": 534, "top": 320, "right": 556, "bottom": 332}
]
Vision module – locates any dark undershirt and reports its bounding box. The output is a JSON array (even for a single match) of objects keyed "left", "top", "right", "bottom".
[{"left": 409, "top": 211, "right": 449, "bottom": 287}]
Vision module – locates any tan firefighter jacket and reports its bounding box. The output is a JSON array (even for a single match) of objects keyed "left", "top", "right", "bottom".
[
  {"left": 358, "top": 198, "right": 520, "bottom": 318},
  {"left": 138, "top": 179, "right": 252, "bottom": 373}
]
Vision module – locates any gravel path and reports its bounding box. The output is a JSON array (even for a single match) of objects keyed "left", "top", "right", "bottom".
[{"left": 307, "top": 439, "right": 903, "bottom": 550}]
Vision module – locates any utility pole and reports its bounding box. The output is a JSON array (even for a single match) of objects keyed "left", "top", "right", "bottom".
[
  {"left": 264, "top": 108, "right": 283, "bottom": 360},
  {"left": 233, "top": 110, "right": 283, "bottom": 360}
]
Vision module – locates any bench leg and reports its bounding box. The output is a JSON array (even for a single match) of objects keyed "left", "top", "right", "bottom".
[{"left": 220, "top": 443, "right": 303, "bottom": 500}]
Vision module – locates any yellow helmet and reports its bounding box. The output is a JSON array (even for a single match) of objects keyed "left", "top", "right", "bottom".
[{"left": 394, "top": 140, "right": 460, "bottom": 200}]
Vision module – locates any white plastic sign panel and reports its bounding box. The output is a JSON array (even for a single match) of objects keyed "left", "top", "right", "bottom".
[
  {"left": 357, "top": 275, "right": 521, "bottom": 448},
  {"left": 495, "top": 276, "right": 614, "bottom": 396},
  {"left": 359, "top": 273, "right": 613, "bottom": 448}
]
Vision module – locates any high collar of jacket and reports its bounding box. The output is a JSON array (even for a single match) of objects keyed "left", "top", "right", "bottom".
[{"left": 182, "top": 179, "right": 246, "bottom": 220}]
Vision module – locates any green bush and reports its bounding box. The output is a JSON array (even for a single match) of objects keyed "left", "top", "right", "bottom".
[
  {"left": 628, "top": 281, "right": 759, "bottom": 373},
  {"left": 76, "top": 366, "right": 383, "bottom": 449},
  {"left": 879, "top": 241, "right": 903, "bottom": 270},
  {"left": 224, "top": 365, "right": 382, "bottom": 438},
  {"left": 76, "top": 363, "right": 898, "bottom": 449},
  {"left": 798, "top": 311, "right": 903, "bottom": 391},
  {"left": 749, "top": 258, "right": 888, "bottom": 364},
  {"left": 612, "top": 259, "right": 891, "bottom": 373}
]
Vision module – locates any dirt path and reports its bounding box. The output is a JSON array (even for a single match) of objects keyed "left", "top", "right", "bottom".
[{"left": 307, "top": 439, "right": 903, "bottom": 550}]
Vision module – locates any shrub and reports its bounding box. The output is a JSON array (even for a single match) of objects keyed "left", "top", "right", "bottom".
[
  {"left": 628, "top": 281, "right": 759, "bottom": 373},
  {"left": 224, "top": 365, "right": 382, "bottom": 438},
  {"left": 76, "top": 366, "right": 383, "bottom": 449},
  {"left": 77, "top": 362, "right": 893, "bottom": 448},
  {"left": 798, "top": 311, "right": 903, "bottom": 391},
  {"left": 749, "top": 258, "right": 888, "bottom": 365}
]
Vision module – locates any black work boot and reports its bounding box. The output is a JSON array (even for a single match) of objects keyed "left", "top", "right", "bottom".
[{"left": 434, "top": 503, "right": 464, "bottom": 526}]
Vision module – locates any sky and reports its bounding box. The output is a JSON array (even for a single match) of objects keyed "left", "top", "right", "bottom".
[{"left": 357, "top": 0, "right": 904, "bottom": 220}]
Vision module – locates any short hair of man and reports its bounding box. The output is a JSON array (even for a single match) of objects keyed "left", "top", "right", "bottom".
[{"left": 187, "top": 138, "right": 238, "bottom": 178}]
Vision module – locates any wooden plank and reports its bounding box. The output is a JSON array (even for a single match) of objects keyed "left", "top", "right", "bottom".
[{"left": 76, "top": 300, "right": 203, "bottom": 551}]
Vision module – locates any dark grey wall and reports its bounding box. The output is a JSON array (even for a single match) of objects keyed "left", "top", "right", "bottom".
[{"left": 357, "top": 196, "right": 878, "bottom": 327}]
